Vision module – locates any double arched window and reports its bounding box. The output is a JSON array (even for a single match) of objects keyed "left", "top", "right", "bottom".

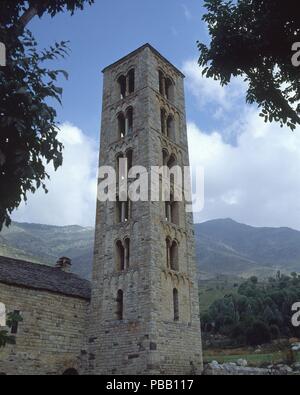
[
  {"left": 116, "top": 196, "right": 130, "bottom": 223},
  {"left": 165, "top": 78, "right": 174, "bottom": 101},
  {"left": 117, "top": 69, "right": 135, "bottom": 100},
  {"left": 160, "top": 109, "right": 176, "bottom": 140},
  {"left": 165, "top": 194, "right": 180, "bottom": 226},
  {"left": 116, "top": 149, "right": 133, "bottom": 181},
  {"left": 159, "top": 70, "right": 175, "bottom": 102},
  {"left": 161, "top": 150, "right": 182, "bottom": 198},
  {"left": 117, "top": 107, "right": 134, "bottom": 139},
  {"left": 115, "top": 149, "right": 133, "bottom": 223}
]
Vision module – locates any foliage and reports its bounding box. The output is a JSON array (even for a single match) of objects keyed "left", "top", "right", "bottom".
[
  {"left": 0, "top": 0, "right": 94, "bottom": 231},
  {"left": 0, "top": 330, "right": 15, "bottom": 348},
  {"left": 0, "top": 312, "right": 23, "bottom": 349},
  {"left": 6, "top": 311, "right": 23, "bottom": 329},
  {"left": 1, "top": 0, "right": 95, "bottom": 28},
  {"left": 202, "top": 273, "right": 300, "bottom": 346},
  {"left": 0, "top": 29, "right": 69, "bottom": 230},
  {"left": 198, "top": 0, "right": 300, "bottom": 130}
]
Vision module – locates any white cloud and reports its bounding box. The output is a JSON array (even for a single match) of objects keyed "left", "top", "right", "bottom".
[
  {"left": 183, "top": 57, "right": 300, "bottom": 230},
  {"left": 188, "top": 115, "right": 300, "bottom": 230},
  {"left": 12, "top": 62, "right": 300, "bottom": 233},
  {"left": 13, "top": 123, "right": 98, "bottom": 227},
  {"left": 181, "top": 4, "right": 192, "bottom": 20},
  {"left": 182, "top": 60, "right": 247, "bottom": 113}
]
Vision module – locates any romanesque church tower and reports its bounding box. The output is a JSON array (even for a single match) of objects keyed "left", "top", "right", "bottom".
[{"left": 87, "top": 44, "right": 203, "bottom": 375}]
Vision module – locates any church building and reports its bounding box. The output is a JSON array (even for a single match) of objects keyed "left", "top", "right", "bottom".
[{"left": 0, "top": 45, "right": 203, "bottom": 375}]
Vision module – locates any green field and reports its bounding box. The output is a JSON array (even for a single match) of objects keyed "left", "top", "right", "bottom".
[{"left": 203, "top": 350, "right": 300, "bottom": 366}]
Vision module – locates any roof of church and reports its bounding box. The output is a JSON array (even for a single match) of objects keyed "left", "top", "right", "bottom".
[
  {"left": 102, "top": 43, "right": 185, "bottom": 77},
  {"left": 0, "top": 256, "right": 91, "bottom": 300}
]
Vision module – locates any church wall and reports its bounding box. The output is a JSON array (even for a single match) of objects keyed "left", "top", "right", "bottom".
[{"left": 0, "top": 282, "right": 89, "bottom": 375}]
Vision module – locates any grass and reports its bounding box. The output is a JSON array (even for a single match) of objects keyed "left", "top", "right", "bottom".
[{"left": 203, "top": 350, "right": 300, "bottom": 366}]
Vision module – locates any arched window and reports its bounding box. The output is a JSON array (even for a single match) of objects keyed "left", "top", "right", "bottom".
[
  {"left": 159, "top": 70, "right": 165, "bottom": 95},
  {"left": 116, "top": 290, "right": 124, "bottom": 320},
  {"left": 117, "top": 70, "right": 135, "bottom": 100},
  {"left": 171, "top": 200, "right": 180, "bottom": 226},
  {"left": 118, "top": 75, "right": 127, "bottom": 100},
  {"left": 165, "top": 195, "right": 180, "bottom": 225},
  {"left": 116, "top": 150, "right": 133, "bottom": 182},
  {"left": 118, "top": 113, "right": 126, "bottom": 139},
  {"left": 126, "top": 107, "right": 133, "bottom": 135},
  {"left": 116, "top": 196, "right": 122, "bottom": 223},
  {"left": 125, "top": 200, "right": 130, "bottom": 222},
  {"left": 161, "top": 108, "right": 166, "bottom": 135},
  {"left": 165, "top": 201, "right": 171, "bottom": 222},
  {"left": 173, "top": 289, "right": 179, "bottom": 321},
  {"left": 167, "top": 154, "right": 177, "bottom": 170},
  {"left": 126, "top": 149, "right": 133, "bottom": 172},
  {"left": 166, "top": 238, "right": 171, "bottom": 269},
  {"left": 116, "top": 153, "right": 124, "bottom": 183},
  {"left": 0, "top": 303, "right": 6, "bottom": 327},
  {"left": 116, "top": 195, "right": 130, "bottom": 223},
  {"left": 128, "top": 69, "right": 135, "bottom": 94},
  {"left": 170, "top": 241, "right": 179, "bottom": 271},
  {"left": 118, "top": 108, "right": 134, "bottom": 140},
  {"left": 124, "top": 238, "right": 130, "bottom": 269},
  {"left": 116, "top": 240, "right": 125, "bottom": 271},
  {"left": 167, "top": 115, "right": 175, "bottom": 140},
  {"left": 165, "top": 77, "right": 175, "bottom": 102},
  {"left": 162, "top": 149, "right": 169, "bottom": 166}
]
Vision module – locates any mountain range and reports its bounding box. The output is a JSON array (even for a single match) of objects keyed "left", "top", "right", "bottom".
[
  {"left": 0, "top": 222, "right": 94, "bottom": 279},
  {"left": 195, "top": 219, "right": 300, "bottom": 278},
  {"left": 0, "top": 219, "right": 299, "bottom": 279}
]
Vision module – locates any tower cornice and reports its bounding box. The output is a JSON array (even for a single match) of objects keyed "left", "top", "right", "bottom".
[{"left": 102, "top": 43, "right": 185, "bottom": 78}]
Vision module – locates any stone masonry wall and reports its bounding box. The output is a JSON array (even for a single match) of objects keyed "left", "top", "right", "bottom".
[
  {"left": 88, "top": 45, "right": 203, "bottom": 375},
  {"left": 0, "top": 283, "right": 89, "bottom": 375}
]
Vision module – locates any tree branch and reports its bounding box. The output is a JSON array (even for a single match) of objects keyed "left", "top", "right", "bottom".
[{"left": 17, "top": 5, "right": 39, "bottom": 32}]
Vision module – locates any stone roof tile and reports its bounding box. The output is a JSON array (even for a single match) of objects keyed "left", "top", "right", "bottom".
[{"left": 0, "top": 256, "right": 91, "bottom": 300}]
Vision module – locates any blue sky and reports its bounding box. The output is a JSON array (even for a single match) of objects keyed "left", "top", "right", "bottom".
[
  {"left": 29, "top": 0, "right": 209, "bottom": 140},
  {"left": 13, "top": 1, "right": 300, "bottom": 230}
]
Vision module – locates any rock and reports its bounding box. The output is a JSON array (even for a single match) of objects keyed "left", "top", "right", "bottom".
[
  {"left": 292, "top": 362, "right": 300, "bottom": 371},
  {"left": 277, "top": 365, "right": 293, "bottom": 374},
  {"left": 291, "top": 343, "right": 300, "bottom": 351},
  {"left": 210, "top": 360, "right": 220, "bottom": 369},
  {"left": 237, "top": 359, "right": 248, "bottom": 367},
  {"left": 223, "top": 362, "right": 237, "bottom": 372}
]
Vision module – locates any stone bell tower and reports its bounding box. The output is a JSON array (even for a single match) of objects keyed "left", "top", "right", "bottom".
[{"left": 87, "top": 44, "right": 203, "bottom": 375}]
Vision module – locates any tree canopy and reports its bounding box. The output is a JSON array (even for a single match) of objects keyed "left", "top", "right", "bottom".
[
  {"left": 0, "top": 31, "right": 68, "bottom": 230},
  {"left": 1, "top": 0, "right": 94, "bottom": 31},
  {"left": 0, "top": 0, "right": 94, "bottom": 230},
  {"left": 202, "top": 273, "right": 300, "bottom": 346},
  {"left": 198, "top": 0, "right": 300, "bottom": 130}
]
